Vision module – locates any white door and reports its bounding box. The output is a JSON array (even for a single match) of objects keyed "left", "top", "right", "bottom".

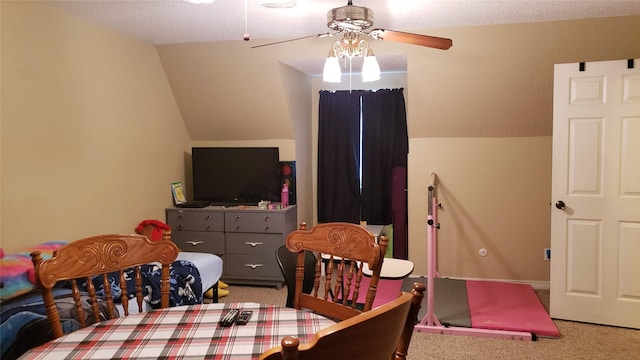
[{"left": 551, "top": 59, "right": 640, "bottom": 329}]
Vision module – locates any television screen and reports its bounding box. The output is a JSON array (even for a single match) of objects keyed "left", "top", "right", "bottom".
[{"left": 192, "top": 147, "right": 281, "bottom": 205}]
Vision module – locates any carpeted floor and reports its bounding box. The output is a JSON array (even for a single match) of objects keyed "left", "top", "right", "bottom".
[{"left": 211, "top": 282, "right": 640, "bottom": 359}]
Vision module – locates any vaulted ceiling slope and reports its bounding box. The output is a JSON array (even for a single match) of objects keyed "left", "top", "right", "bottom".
[
  {"left": 154, "top": 16, "right": 640, "bottom": 140},
  {"left": 41, "top": 2, "right": 640, "bottom": 140}
]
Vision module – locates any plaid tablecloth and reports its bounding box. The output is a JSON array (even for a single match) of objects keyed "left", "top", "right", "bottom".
[{"left": 19, "top": 302, "right": 335, "bottom": 360}]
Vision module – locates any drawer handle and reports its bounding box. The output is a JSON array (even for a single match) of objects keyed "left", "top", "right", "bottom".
[
  {"left": 245, "top": 264, "right": 263, "bottom": 269},
  {"left": 178, "top": 224, "right": 183, "bottom": 230},
  {"left": 264, "top": 226, "right": 270, "bottom": 232},
  {"left": 245, "top": 242, "right": 264, "bottom": 247},
  {"left": 264, "top": 216, "right": 269, "bottom": 222},
  {"left": 187, "top": 241, "right": 204, "bottom": 246}
]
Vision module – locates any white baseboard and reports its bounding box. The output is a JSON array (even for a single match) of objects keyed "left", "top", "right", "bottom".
[{"left": 407, "top": 274, "right": 550, "bottom": 290}]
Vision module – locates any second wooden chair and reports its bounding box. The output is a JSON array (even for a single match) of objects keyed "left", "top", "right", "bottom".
[{"left": 285, "top": 222, "right": 388, "bottom": 321}]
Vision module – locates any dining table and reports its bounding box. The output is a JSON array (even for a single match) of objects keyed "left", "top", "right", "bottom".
[{"left": 19, "top": 302, "right": 335, "bottom": 360}]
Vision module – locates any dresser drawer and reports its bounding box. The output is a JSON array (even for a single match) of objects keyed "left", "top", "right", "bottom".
[
  {"left": 225, "top": 233, "right": 281, "bottom": 255},
  {"left": 172, "top": 231, "right": 225, "bottom": 255},
  {"left": 225, "top": 254, "right": 281, "bottom": 278},
  {"left": 225, "top": 212, "right": 285, "bottom": 233},
  {"left": 167, "top": 210, "right": 224, "bottom": 231}
]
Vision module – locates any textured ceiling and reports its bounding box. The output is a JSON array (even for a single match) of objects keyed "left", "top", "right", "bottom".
[
  {"left": 43, "top": 0, "right": 640, "bottom": 75},
  {"left": 45, "top": 0, "right": 640, "bottom": 44}
]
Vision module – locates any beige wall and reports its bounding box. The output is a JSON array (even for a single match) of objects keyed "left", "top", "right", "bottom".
[
  {"left": 0, "top": 2, "right": 191, "bottom": 253},
  {"left": 408, "top": 137, "right": 552, "bottom": 282},
  {"left": 279, "top": 63, "right": 313, "bottom": 225},
  {"left": 407, "top": 18, "right": 640, "bottom": 138}
]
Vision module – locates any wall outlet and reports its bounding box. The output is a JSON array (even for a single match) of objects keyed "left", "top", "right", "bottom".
[{"left": 544, "top": 248, "right": 551, "bottom": 261}]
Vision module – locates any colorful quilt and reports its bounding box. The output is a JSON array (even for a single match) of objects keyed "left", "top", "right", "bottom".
[{"left": 0, "top": 241, "right": 68, "bottom": 301}]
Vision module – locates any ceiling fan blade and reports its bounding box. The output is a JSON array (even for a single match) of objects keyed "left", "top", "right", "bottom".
[
  {"left": 251, "top": 33, "right": 331, "bottom": 49},
  {"left": 370, "top": 29, "right": 452, "bottom": 50}
]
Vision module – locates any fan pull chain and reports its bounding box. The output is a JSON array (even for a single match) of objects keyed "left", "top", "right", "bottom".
[{"left": 243, "top": 0, "right": 250, "bottom": 41}]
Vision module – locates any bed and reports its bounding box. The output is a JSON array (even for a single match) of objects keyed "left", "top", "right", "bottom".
[
  {"left": 176, "top": 251, "right": 222, "bottom": 299},
  {"left": 0, "top": 242, "right": 223, "bottom": 359},
  {"left": 115, "top": 251, "right": 223, "bottom": 314}
]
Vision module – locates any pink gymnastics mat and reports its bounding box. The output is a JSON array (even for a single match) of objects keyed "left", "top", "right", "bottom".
[
  {"left": 350, "top": 276, "right": 404, "bottom": 308},
  {"left": 358, "top": 276, "right": 559, "bottom": 338},
  {"left": 466, "top": 280, "right": 559, "bottom": 338},
  {"left": 400, "top": 277, "right": 560, "bottom": 338}
]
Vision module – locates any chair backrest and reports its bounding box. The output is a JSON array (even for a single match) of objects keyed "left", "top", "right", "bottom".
[
  {"left": 30, "top": 234, "right": 179, "bottom": 339},
  {"left": 260, "top": 282, "right": 426, "bottom": 360},
  {"left": 285, "top": 222, "right": 388, "bottom": 321},
  {"left": 275, "top": 245, "right": 317, "bottom": 308}
]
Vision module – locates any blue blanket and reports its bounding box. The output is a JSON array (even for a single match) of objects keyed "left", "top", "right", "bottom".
[{"left": 83, "top": 259, "right": 203, "bottom": 308}]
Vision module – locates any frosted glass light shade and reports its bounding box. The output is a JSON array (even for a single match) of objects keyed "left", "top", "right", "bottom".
[
  {"left": 362, "top": 55, "right": 380, "bottom": 82},
  {"left": 323, "top": 57, "right": 342, "bottom": 83}
]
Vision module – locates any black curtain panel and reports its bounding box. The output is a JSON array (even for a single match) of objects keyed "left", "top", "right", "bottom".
[
  {"left": 317, "top": 90, "right": 363, "bottom": 223},
  {"left": 317, "top": 88, "right": 408, "bottom": 258},
  {"left": 361, "top": 88, "right": 408, "bottom": 224}
]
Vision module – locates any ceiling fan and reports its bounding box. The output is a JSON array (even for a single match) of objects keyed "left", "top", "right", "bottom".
[{"left": 251, "top": 1, "right": 453, "bottom": 51}]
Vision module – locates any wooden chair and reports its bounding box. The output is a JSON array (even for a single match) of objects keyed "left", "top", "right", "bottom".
[
  {"left": 260, "top": 282, "right": 426, "bottom": 360},
  {"left": 285, "top": 222, "right": 388, "bottom": 321},
  {"left": 30, "top": 233, "right": 179, "bottom": 339}
]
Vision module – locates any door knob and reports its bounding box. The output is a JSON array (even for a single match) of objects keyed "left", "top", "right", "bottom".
[{"left": 555, "top": 200, "right": 566, "bottom": 210}]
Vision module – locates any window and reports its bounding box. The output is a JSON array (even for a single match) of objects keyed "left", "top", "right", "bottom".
[{"left": 317, "top": 88, "right": 408, "bottom": 229}]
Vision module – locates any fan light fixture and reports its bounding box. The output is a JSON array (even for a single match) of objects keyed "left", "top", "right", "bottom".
[
  {"left": 251, "top": 1, "right": 451, "bottom": 82},
  {"left": 361, "top": 49, "right": 381, "bottom": 82},
  {"left": 322, "top": 32, "right": 380, "bottom": 83},
  {"left": 322, "top": 2, "right": 379, "bottom": 83}
]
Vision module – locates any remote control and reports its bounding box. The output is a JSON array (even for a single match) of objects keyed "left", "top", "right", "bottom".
[
  {"left": 236, "top": 311, "right": 253, "bottom": 325},
  {"left": 218, "top": 309, "right": 239, "bottom": 327}
]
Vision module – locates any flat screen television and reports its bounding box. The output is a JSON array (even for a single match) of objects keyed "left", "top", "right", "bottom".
[{"left": 192, "top": 147, "right": 281, "bottom": 206}]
